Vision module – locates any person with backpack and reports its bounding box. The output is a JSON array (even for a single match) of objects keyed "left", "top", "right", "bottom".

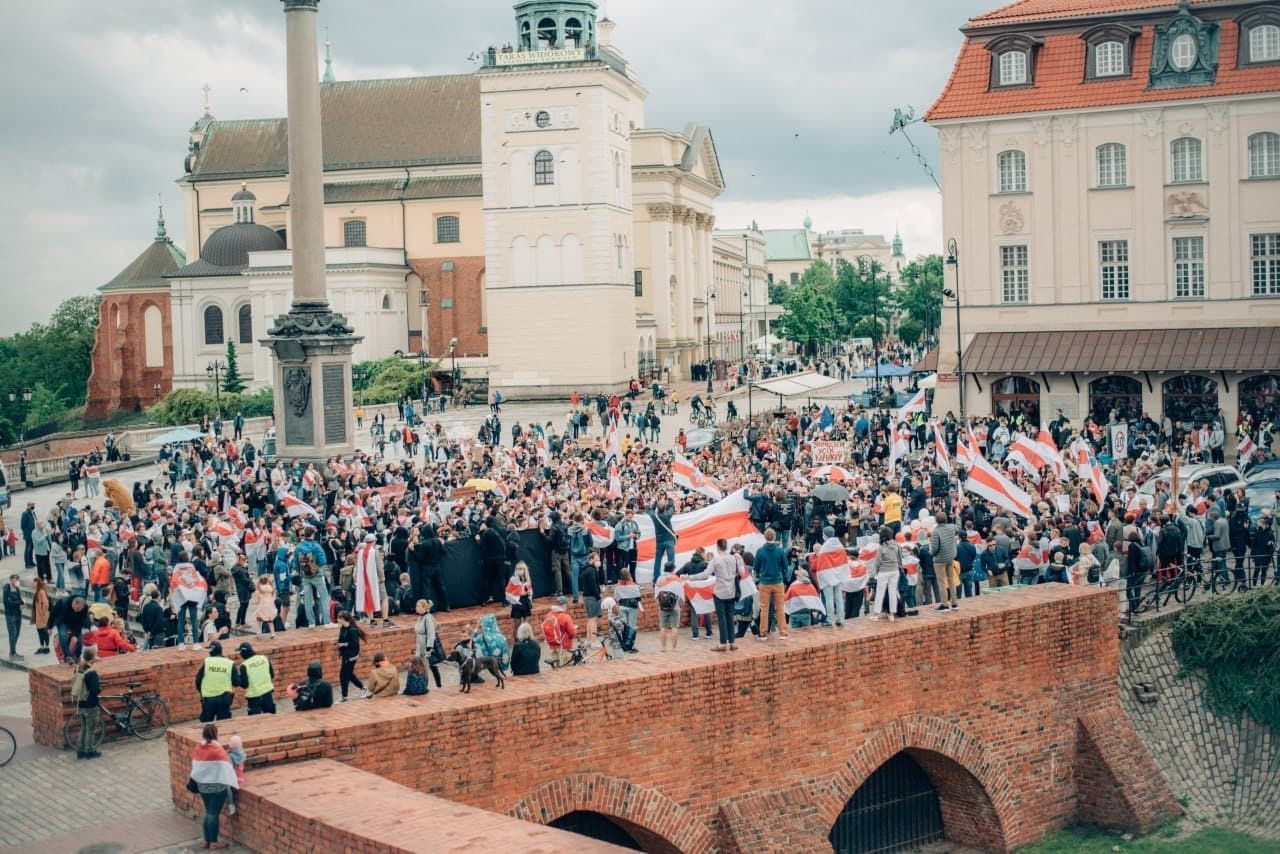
[
  {"left": 71, "top": 647, "right": 102, "bottom": 759},
  {"left": 289, "top": 660, "right": 334, "bottom": 710},
  {"left": 567, "top": 513, "right": 593, "bottom": 604},
  {"left": 654, "top": 568, "right": 682, "bottom": 651},
  {"left": 541, "top": 598, "right": 577, "bottom": 667}
]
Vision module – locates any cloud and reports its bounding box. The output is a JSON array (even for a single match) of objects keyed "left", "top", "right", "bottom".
[{"left": 0, "top": 0, "right": 979, "bottom": 334}]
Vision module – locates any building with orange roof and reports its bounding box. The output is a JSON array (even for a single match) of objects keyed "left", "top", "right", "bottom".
[{"left": 925, "top": 0, "right": 1279, "bottom": 444}]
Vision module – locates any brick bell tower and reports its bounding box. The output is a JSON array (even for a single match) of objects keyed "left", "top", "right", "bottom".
[{"left": 480, "top": 1, "right": 644, "bottom": 400}]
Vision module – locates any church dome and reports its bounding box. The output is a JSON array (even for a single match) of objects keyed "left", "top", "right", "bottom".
[
  {"left": 231, "top": 185, "right": 257, "bottom": 202},
  {"left": 199, "top": 222, "right": 285, "bottom": 268}
]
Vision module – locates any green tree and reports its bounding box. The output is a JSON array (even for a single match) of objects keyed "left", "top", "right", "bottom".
[
  {"left": 896, "top": 316, "right": 925, "bottom": 346},
  {"left": 23, "top": 383, "right": 67, "bottom": 429},
  {"left": 776, "top": 262, "right": 840, "bottom": 355},
  {"left": 896, "top": 254, "right": 945, "bottom": 340},
  {"left": 351, "top": 356, "right": 436, "bottom": 406},
  {"left": 832, "top": 258, "right": 894, "bottom": 344},
  {"left": 222, "top": 341, "right": 246, "bottom": 394}
]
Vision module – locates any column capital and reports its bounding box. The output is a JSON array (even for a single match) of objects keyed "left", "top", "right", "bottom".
[{"left": 647, "top": 204, "right": 672, "bottom": 221}]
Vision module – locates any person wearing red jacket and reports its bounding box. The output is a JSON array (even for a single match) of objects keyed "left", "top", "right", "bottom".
[
  {"left": 84, "top": 615, "right": 136, "bottom": 658},
  {"left": 540, "top": 598, "right": 577, "bottom": 667}
]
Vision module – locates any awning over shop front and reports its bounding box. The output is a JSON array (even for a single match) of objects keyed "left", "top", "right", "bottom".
[
  {"left": 961, "top": 327, "right": 1280, "bottom": 374},
  {"left": 747, "top": 372, "right": 842, "bottom": 398},
  {"left": 912, "top": 347, "right": 938, "bottom": 373}
]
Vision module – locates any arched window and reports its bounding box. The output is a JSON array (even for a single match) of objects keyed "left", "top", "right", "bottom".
[
  {"left": 1095, "top": 40, "right": 1126, "bottom": 76},
  {"left": 996, "top": 150, "right": 1026, "bottom": 193},
  {"left": 998, "top": 50, "right": 1027, "bottom": 85},
  {"left": 534, "top": 150, "right": 555, "bottom": 186},
  {"left": 536, "top": 17, "right": 557, "bottom": 48},
  {"left": 1096, "top": 143, "right": 1127, "bottom": 187},
  {"left": 1250, "top": 24, "right": 1280, "bottom": 62},
  {"left": 343, "top": 219, "right": 366, "bottom": 247},
  {"left": 1248, "top": 132, "right": 1280, "bottom": 178},
  {"left": 564, "top": 17, "right": 583, "bottom": 48},
  {"left": 143, "top": 305, "right": 163, "bottom": 368},
  {"left": 203, "top": 305, "right": 224, "bottom": 346},
  {"left": 380, "top": 293, "right": 391, "bottom": 311},
  {"left": 1162, "top": 375, "right": 1218, "bottom": 427},
  {"left": 1089, "top": 376, "right": 1142, "bottom": 424},
  {"left": 1170, "top": 137, "right": 1202, "bottom": 183},
  {"left": 237, "top": 304, "right": 252, "bottom": 344},
  {"left": 1239, "top": 374, "right": 1280, "bottom": 426},
  {"left": 992, "top": 376, "right": 1041, "bottom": 424},
  {"left": 520, "top": 21, "right": 532, "bottom": 50}
]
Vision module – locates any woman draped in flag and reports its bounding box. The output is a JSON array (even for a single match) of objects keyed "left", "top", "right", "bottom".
[
  {"left": 353, "top": 533, "right": 390, "bottom": 627},
  {"left": 187, "top": 723, "right": 238, "bottom": 850}
]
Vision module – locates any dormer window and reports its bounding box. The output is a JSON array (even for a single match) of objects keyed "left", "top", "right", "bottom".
[
  {"left": 987, "top": 34, "right": 1042, "bottom": 89},
  {"left": 999, "top": 50, "right": 1027, "bottom": 85},
  {"left": 1082, "top": 24, "right": 1138, "bottom": 81},
  {"left": 1170, "top": 33, "right": 1197, "bottom": 70},
  {"left": 1238, "top": 6, "right": 1280, "bottom": 66}
]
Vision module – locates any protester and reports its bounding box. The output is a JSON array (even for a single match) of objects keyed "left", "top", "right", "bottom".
[{"left": 187, "top": 723, "right": 237, "bottom": 850}]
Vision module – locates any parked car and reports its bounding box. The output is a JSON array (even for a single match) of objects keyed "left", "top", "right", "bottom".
[
  {"left": 1244, "top": 459, "right": 1280, "bottom": 482},
  {"left": 1137, "top": 464, "right": 1246, "bottom": 504},
  {"left": 1243, "top": 479, "right": 1280, "bottom": 520}
]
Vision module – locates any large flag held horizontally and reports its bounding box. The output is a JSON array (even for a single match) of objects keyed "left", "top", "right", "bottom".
[
  {"left": 633, "top": 489, "right": 765, "bottom": 582},
  {"left": 671, "top": 453, "right": 724, "bottom": 500},
  {"left": 964, "top": 450, "right": 1035, "bottom": 519},
  {"left": 1005, "top": 435, "right": 1047, "bottom": 483},
  {"left": 281, "top": 494, "right": 320, "bottom": 519}
]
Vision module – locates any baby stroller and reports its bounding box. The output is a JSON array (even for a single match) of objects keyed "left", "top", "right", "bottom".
[{"left": 601, "top": 598, "right": 638, "bottom": 655}]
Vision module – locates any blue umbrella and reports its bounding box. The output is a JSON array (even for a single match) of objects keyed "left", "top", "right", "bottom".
[{"left": 854, "top": 364, "right": 912, "bottom": 379}]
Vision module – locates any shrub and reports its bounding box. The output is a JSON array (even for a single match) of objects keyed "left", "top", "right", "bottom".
[{"left": 146, "top": 387, "right": 274, "bottom": 426}]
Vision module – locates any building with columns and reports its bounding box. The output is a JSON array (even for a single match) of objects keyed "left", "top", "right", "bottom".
[
  {"left": 763, "top": 217, "right": 906, "bottom": 288},
  {"left": 712, "top": 226, "right": 773, "bottom": 360},
  {"left": 926, "top": 0, "right": 1280, "bottom": 434},
  {"left": 87, "top": 1, "right": 733, "bottom": 413}
]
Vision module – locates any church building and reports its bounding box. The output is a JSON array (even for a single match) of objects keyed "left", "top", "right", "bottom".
[{"left": 86, "top": 1, "right": 728, "bottom": 415}]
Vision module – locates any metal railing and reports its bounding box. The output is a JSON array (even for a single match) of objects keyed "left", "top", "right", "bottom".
[{"left": 1120, "top": 550, "right": 1277, "bottom": 624}]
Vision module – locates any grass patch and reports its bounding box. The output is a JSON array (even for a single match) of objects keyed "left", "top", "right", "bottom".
[{"left": 1018, "top": 825, "right": 1280, "bottom": 853}]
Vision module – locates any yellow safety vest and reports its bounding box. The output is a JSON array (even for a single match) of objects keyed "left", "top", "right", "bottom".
[
  {"left": 242, "top": 655, "right": 274, "bottom": 699},
  {"left": 200, "top": 656, "right": 234, "bottom": 698}
]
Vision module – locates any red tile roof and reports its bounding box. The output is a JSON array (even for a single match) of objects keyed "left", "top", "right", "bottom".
[
  {"left": 927, "top": 17, "right": 1279, "bottom": 121},
  {"left": 967, "top": 0, "right": 1217, "bottom": 28}
]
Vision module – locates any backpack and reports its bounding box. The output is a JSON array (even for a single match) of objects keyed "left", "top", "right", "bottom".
[
  {"left": 552, "top": 525, "right": 571, "bottom": 553},
  {"left": 71, "top": 666, "right": 89, "bottom": 703},
  {"left": 298, "top": 550, "right": 319, "bottom": 578},
  {"left": 657, "top": 590, "right": 679, "bottom": 612},
  {"left": 570, "top": 529, "right": 591, "bottom": 557},
  {"left": 1136, "top": 545, "right": 1155, "bottom": 576}
]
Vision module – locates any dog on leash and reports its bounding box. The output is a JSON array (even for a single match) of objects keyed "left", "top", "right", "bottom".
[{"left": 447, "top": 643, "right": 506, "bottom": 693}]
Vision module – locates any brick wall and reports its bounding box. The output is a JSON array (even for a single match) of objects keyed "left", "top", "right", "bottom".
[
  {"left": 162, "top": 586, "right": 1181, "bottom": 852},
  {"left": 28, "top": 595, "right": 656, "bottom": 747},
  {"left": 411, "top": 256, "right": 487, "bottom": 359},
  {"left": 85, "top": 291, "right": 172, "bottom": 424},
  {"left": 204, "top": 758, "right": 626, "bottom": 853}
]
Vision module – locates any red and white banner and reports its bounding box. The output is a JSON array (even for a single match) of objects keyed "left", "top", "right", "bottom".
[
  {"left": 784, "top": 581, "right": 826, "bottom": 616},
  {"left": 633, "top": 489, "right": 765, "bottom": 582},
  {"left": 808, "top": 537, "right": 852, "bottom": 589},
  {"left": 896, "top": 388, "right": 927, "bottom": 425},
  {"left": 505, "top": 577, "right": 530, "bottom": 606},
  {"left": 933, "top": 421, "right": 951, "bottom": 475},
  {"left": 281, "top": 495, "right": 319, "bottom": 519},
  {"left": 888, "top": 426, "right": 912, "bottom": 471},
  {"left": 1012, "top": 544, "right": 1044, "bottom": 576},
  {"left": 207, "top": 519, "right": 238, "bottom": 542},
  {"left": 604, "top": 416, "right": 621, "bottom": 464},
  {"left": 1237, "top": 433, "right": 1258, "bottom": 465},
  {"left": 1035, "top": 429, "right": 1069, "bottom": 481},
  {"left": 607, "top": 463, "right": 622, "bottom": 499},
  {"left": 683, "top": 577, "right": 716, "bottom": 615},
  {"left": 170, "top": 562, "right": 208, "bottom": 610},
  {"left": 809, "top": 464, "right": 853, "bottom": 483},
  {"left": 672, "top": 453, "right": 723, "bottom": 501},
  {"left": 1069, "top": 439, "right": 1109, "bottom": 507},
  {"left": 1005, "top": 435, "right": 1047, "bottom": 482},
  {"left": 653, "top": 573, "right": 686, "bottom": 603},
  {"left": 227, "top": 506, "right": 248, "bottom": 531},
  {"left": 354, "top": 542, "right": 380, "bottom": 614},
  {"left": 585, "top": 518, "right": 615, "bottom": 550},
  {"left": 964, "top": 452, "right": 1035, "bottom": 519}
]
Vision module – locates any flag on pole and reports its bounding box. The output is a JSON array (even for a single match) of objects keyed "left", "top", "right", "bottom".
[
  {"left": 896, "top": 388, "right": 927, "bottom": 425},
  {"left": 1035, "top": 429, "right": 1069, "bottom": 481},
  {"left": 932, "top": 420, "right": 951, "bottom": 474},
  {"left": 607, "top": 463, "right": 623, "bottom": 499},
  {"left": 281, "top": 494, "right": 319, "bottom": 519},
  {"left": 1069, "top": 439, "right": 1109, "bottom": 506},
  {"left": 964, "top": 451, "right": 1035, "bottom": 519},
  {"left": 671, "top": 453, "right": 724, "bottom": 500},
  {"left": 604, "top": 415, "right": 621, "bottom": 463},
  {"left": 1005, "top": 435, "right": 1046, "bottom": 483}
]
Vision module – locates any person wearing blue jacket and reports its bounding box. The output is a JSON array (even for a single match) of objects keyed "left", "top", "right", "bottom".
[
  {"left": 292, "top": 530, "right": 330, "bottom": 627},
  {"left": 271, "top": 546, "right": 293, "bottom": 631}
]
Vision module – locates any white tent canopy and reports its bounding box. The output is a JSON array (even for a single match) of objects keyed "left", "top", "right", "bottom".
[{"left": 917, "top": 373, "right": 938, "bottom": 389}]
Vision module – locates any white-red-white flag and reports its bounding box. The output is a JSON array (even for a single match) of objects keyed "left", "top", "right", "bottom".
[
  {"left": 683, "top": 577, "right": 716, "bottom": 615},
  {"left": 784, "top": 580, "right": 826, "bottom": 616},
  {"left": 1006, "top": 435, "right": 1046, "bottom": 483},
  {"left": 671, "top": 453, "right": 723, "bottom": 501},
  {"left": 932, "top": 420, "right": 951, "bottom": 474},
  {"left": 965, "top": 451, "right": 1035, "bottom": 519},
  {"left": 896, "top": 388, "right": 927, "bottom": 425},
  {"left": 281, "top": 494, "right": 319, "bottom": 519},
  {"left": 808, "top": 537, "right": 852, "bottom": 589}
]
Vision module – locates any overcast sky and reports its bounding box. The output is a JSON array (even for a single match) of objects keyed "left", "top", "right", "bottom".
[{"left": 0, "top": 0, "right": 988, "bottom": 334}]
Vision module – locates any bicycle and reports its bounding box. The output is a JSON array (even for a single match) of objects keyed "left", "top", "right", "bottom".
[
  {"left": 0, "top": 725, "right": 14, "bottom": 767},
  {"left": 63, "top": 681, "right": 171, "bottom": 751},
  {"left": 691, "top": 407, "right": 717, "bottom": 429}
]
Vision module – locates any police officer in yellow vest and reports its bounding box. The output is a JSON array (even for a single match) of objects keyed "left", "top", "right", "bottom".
[
  {"left": 195, "top": 640, "right": 234, "bottom": 722},
  {"left": 235, "top": 641, "right": 276, "bottom": 715}
]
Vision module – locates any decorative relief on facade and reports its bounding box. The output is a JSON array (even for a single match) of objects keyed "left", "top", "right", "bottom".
[
  {"left": 506, "top": 108, "right": 577, "bottom": 131},
  {"left": 999, "top": 201, "right": 1025, "bottom": 235},
  {"left": 1055, "top": 115, "right": 1078, "bottom": 148},
  {"left": 939, "top": 128, "right": 960, "bottom": 162},
  {"left": 1205, "top": 105, "right": 1228, "bottom": 141},
  {"left": 1139, "top": 110, "right": 1163, "bottom": 142},
  {"left": 1032, "top": 118, "right": 1052, "bottom": 148},
  {"left": 964, "top": 125, "right": 988, "bottom": 160},
  {"left": 1167, "top": 191, "right": 1207, "bottom": 219}
]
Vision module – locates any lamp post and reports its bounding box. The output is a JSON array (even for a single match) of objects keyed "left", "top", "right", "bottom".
[
  {"left": 448, "top": 337, "right": 459, "bottom": 405},
  {"left": 705, "top": 292, "right": 716, "bottom": 395},
  {"left": 944, "top": 237, "right": 965, "bottom": 423},
  {"left": 205, "top": 361, "right": 225, "bottom": 418},
  {"left": 857, "top": 255, "right": 882, "bottom": 401},
  {"left": 7, "top": 388, "right": 32, "bottom": 446}
]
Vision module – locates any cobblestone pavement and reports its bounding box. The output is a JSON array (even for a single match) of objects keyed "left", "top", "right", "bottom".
[{"left": 1120, "top": 626, "right": 1280, "bottom": 841}]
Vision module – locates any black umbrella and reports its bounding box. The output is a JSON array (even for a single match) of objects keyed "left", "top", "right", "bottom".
[{"left": 812, "top": 483, "right": 850, "bottom": 502}]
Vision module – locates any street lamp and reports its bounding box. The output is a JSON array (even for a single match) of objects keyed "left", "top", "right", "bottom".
[
  {"left": 205, "top": 361, "right": 225, "bottom": 417},
  {"left": 448, "top": 337, "right": 459, "bottom": 404},
  {"left": 705, "top": 292, "right": 716, "bottom": 395},
  {"left": 7, "top": 388, "right": 32, "bottom": 446},
  {"left": 944, "top": 237, "right": 965, "bottom": 423},
  {"left": 857, "top": 255, "right": 882, "bottom": 400},
  {"left": 416, "top": 350, "right": 429, "bottom": 404}
]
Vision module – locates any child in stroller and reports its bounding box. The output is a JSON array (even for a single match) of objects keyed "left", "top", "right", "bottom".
[{"left": 600, "top": 597, "right": 637, "bottom": 654}]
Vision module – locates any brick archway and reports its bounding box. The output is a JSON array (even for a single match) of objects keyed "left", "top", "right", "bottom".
[
  {"left": 507, "top": 773, "right": 714, "bottom": 854},
  {"left": 819, "top": 715, "right": 1016, "bottom": 852}
]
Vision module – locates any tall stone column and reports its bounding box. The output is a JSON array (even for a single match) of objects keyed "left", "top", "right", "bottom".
[{"left": 263, "top": 0, "right": 362, "bottom": 461}]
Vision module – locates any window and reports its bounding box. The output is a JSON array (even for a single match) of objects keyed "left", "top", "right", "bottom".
[
  {"left": 535, "top": 110, "right": 551, "bottom": 128},
  {"left": 1099, "top": 240, "right": 1130, "bottom": 300},
  {"left": 237, "top": 304, "right": 252, "bottom": 344},
  {"left": 1170, "top": 137, "right": 1203, "bottom": 183},
  {"left": 1173, "top": 236, "right": 1205, "bottom": 298},
  {"left": 1170, "top": 33, "right": 1197, "bottom": 70},
  {"left": 1095, "top": 40, "right": 1126, "bottom": 76},
  {"left": 789, "top": 272, "right": 799, "bottom": 286},
  {"left": 1096, "top": 143, "right": 1127, "bottom": 187},
  {"left": 203, "top": 305, "right": 224, "bottom": 346},
  {"left": 380, "top": 294, "right": 391, "bottom": 311},
  {"left": 634, "top": 270, "right": 644, "bottom": 297},
  {"left": 436, "top": 215, "right": 460, "bottom": 244},
  {"left": 1000, "top": 245, "right": 1029, "bottom": 303},
  {"left": 1251, "top": 233, "right": 1280, "bottom": 295},
  {"left": 343, "top": 219, "right": 366, "bottom": 247},
  {"left": 998, "top": 51, "right": 1027, "bottom": 85},
  {"left": 1248, "top": 132, "right": 1280, "bottom": 177},
  {"left": 1250, "top": 24, "right": 1280, "bottom": 62},
  {"left": 534, "top": 150, "right": 555, "bottom": 185},
  {"left": 616, "top": 235, "right": 624, "bottom": 270},
  {"left": 997, "top": 150, "right": 1027, "bottom": 193}
]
